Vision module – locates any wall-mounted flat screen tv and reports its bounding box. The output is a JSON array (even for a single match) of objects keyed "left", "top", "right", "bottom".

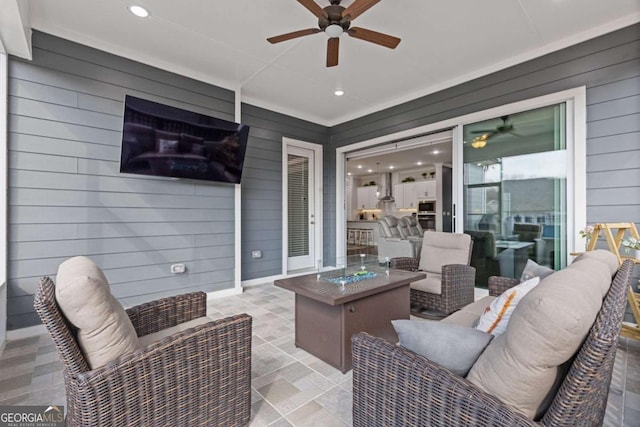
[{"left": 120, "top": 95, "right": 250, "bottom": 184}]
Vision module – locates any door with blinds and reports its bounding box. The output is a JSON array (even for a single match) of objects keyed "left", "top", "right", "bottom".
[{"left": 287, "top": 145, "right": 316, "bottom": 271}]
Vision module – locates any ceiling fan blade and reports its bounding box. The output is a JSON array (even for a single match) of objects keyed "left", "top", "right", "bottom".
[
  {"left": 327, "top": 37, "right": 339, "bottom": 67},
  {"left": 267, "top": 28, "right": 320, "bottom": 44},
  {"left": 348, "top": 27, "right": 400, "bottom": 49},
  {"left": 297, "top": 0, "right": 328, "bottom": 18},
  {"left": 342, "top": 0, "right": 381, "bottom": 21}
]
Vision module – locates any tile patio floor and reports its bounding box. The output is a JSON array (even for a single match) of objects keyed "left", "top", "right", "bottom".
[{"left": 0, "top": 283, "right": 638, "bottom": 426}]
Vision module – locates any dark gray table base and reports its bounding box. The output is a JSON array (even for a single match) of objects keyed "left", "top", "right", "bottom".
[{"left": 295, "top": 285, "right": 409, "bottom": 373}]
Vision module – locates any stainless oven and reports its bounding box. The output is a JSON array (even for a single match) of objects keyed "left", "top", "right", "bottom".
[{"left": 417, "top": 213, "right": 436, "bottom": 231}]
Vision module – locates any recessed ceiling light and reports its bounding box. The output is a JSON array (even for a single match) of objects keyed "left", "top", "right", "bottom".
[
  {"left": 433, "top": 150, "right": 439, "bottom": 154},
  {"left": 367, "top": 169, "right": 372, "bottom": 173},
  {"left": 347, "top": 172, "right": 352, "bottom": 176},
  {"left": 416, "top": 161, "right": 422, "bottom": 166},
  {"left": 128, "top": 4, "right": 149, "bottom": 18},
  {"left": 334, "top": 89, "right": 344, "bottom": 96},
  {"left": 389, "top": 165, "right": 394, "bottom": 169},
  {"left": 357, "top": 165, "right": 362, "bottom": 169}
]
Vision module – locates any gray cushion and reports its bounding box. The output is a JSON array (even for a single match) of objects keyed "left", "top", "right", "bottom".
[
  {"left": 442, "top": 296, "right": 495, "bottom": 327},
  {"left": 410, "top": 277, "right": 442, "bottom": 295},
  {"left": 520, "top": 259, "right": 554, "bottom": 282},
  {"left": 419, "top": 232, "right": 471, "bottom": 273},
  {"left": 138, "top": 316, "right": 211, "bottom": 347},
  {"left": 467, "top": 255, "right": 612, "bottom": 419},
  {"left": 392, "top": 319, "right": 493, "bottom": 376},
  {"left": 578, "top": 249, "right": 618, "bottom": 276}
]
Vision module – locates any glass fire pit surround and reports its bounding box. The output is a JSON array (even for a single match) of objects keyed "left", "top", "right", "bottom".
[{"left": 318, "top": 254, "right": 390, "bottom": 285}]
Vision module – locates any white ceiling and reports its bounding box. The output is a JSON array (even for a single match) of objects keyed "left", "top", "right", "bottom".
[
  {"left": 3, "top": 0, "right": 640, "bottom": 126},
  {"left": 347, "top": 140, "right": 453, "bottom": 178}
]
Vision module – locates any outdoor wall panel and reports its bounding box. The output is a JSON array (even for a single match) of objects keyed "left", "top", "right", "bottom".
[{"left": 7, "top": 31, "right": 237, "bottom": 329}]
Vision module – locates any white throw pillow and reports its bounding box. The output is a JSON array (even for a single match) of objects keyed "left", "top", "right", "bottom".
[
  {"left": 392, "top": 319, "right": 493, "bottom": 376},
  {"left": 55, "top": 256, "right": 140, "bottom": 369},
  {"left": 476, "top": 276, "right": 540, "bottom": 336}
]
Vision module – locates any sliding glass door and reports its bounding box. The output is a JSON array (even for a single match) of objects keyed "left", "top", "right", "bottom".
[{"left": 462, "top": 104, "right": 567, "bottom": 286}]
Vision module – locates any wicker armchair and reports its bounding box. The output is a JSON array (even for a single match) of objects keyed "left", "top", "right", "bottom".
[
  {"left": 34, "top": 276, "right": 252, "bottom": 427},
  {"left": 352, "top": 260, "right": 633, "bottom": 427},
  {"left": 391, "top": 231, "right": 475, "bottom": 316}
]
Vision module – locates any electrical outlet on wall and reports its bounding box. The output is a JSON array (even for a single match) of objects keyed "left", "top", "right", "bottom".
[
  {"left": 170, "top": 263, "right": 186, "bottom": 274},
  {"left": 251, "top": 250, "right": 262, "bottom": 259}
]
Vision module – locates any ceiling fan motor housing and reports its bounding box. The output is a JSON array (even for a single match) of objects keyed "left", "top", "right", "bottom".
[{"left": 319, "top": 5, "right": 351, "bottom": 32}]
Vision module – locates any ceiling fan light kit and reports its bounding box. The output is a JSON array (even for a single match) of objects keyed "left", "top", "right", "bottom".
[
  {"left": 325, "top": 24, "right": 344, "bottom": 38},
  {"left": 267, "top": 0, "right": 401, "bottom": 67},
  {"left": 470, "top": 134, "right": 488, "bottom": 149},
  {"left": 470, "top": 116, "right": 521, "bottom": 145}
]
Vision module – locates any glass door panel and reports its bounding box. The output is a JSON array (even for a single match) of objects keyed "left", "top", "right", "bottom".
[
  {"left": 287, "top": 148, "right": 315, "bottom": 271},
  {"left": 463, "top": 104, "right": 567, "bottom": 286}
]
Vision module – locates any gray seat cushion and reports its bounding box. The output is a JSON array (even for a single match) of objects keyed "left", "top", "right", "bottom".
[
  {"left": 442, "top": 296, "right": 495, "bottom": 327},
  {"left": 138, "top": 316, "right": 212, "bottom": 347}
]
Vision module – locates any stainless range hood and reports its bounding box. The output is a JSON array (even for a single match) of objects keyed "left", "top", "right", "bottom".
[{"left": 378, "top": 173, "right": 395, "bottom": 203}]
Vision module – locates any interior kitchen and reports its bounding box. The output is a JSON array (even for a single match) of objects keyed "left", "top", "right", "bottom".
[{"left": 344, "top": 131, "right": 453, "bottom": 257}]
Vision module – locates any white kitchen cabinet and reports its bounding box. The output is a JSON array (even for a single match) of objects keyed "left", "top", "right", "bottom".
[
  {"left": 415, "top": 180, "right": 436, "bottom": 199},
  {"left": 393, "top": 184, "right": 404, "bottom": 208},
  {"left": 356, "top": 186, "right": 378, "bottom": 209},
  {"left": 393, "top": 182, "right": 419, "bottom": 208},
  {"left": 403, "top": 183, "right": 417, "bottom": 208}
]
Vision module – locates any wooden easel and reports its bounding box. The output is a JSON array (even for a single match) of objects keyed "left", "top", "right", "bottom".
[{"left": 585, "top": 223, "right": 640, "bottom": 340}]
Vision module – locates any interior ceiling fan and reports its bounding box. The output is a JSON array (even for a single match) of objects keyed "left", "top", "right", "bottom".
[
  {"left": 267, "top": 0, "right": 401, "bottom": 67},
  {"left": 469, "top": 116, "right": 519, "bottom": 148},
  {"left": 472, "top": 116, "right": 520, "bottom": 139}
]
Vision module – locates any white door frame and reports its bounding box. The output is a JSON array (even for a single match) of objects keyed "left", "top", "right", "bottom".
[
  {"left": 283, "top": 138, "right": 323, "bottom": 274},
  {"left": 336, "top": 86, "right": 586, "bottom": 261}
]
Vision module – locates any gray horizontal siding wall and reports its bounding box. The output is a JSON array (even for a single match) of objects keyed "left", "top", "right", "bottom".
[
  {"left": 327, "top": 23, "right": 640, "bottom": 264},
  {"left": 7, "top": 31, "right": 237, "bottom": 329},
  {"left": 240, "top": 104, "right": 329, "bottom": 280}
]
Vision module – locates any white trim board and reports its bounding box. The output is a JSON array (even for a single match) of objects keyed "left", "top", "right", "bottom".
[
  {"left": 282, "top": 138, "right": 324, "bottom": 274},
  {"left": 0, "top": 52, "right": 7, "bottom": 346},
  {"left": 234, "top": 89, "right": 242, "bottom": 295}
]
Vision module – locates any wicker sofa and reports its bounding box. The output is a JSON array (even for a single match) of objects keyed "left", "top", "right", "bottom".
[{"left": 353, "top": 252, "right": 633, "bottom": 426}]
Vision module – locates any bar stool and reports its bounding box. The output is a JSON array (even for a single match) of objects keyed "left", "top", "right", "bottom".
[
  {"left": 347, "top": 228, "right": 358, "bottom": 245},
  {"left": 359, "top": 229, "right": 374, "bottom": 247}
]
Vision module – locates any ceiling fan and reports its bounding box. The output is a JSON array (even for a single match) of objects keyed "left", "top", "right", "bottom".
[
  {"left": 267, "top": 0, "right": 401, "bottom": 67},
  {"left": 470, "top": 116, "right": 520, "bottom": 148}
]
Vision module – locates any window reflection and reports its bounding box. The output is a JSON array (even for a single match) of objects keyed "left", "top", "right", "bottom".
[{"left": 463, "top": 104, "right": 567, "bottom": 286}]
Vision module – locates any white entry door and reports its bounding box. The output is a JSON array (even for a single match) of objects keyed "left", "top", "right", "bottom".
[{"left": 285, "top": 143, "right": 321, "bottom": 271}]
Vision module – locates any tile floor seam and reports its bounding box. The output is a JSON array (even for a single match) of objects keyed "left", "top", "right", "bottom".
[{"left": 250, "top": 340, "right": 299, "bottom": 383}]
